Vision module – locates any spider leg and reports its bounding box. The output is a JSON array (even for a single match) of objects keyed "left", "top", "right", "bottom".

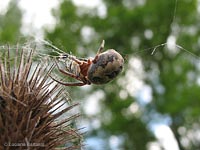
[
  {"left": 93, "top": 40, "right": 105, "bottom": 63},
  {"left": 57, "top": 54, "right": 84, "bottom": 67},
  {"left": 97, "top": 40, "right": 105, "bottom": 54},
  {"left": 50, "top": 59, "right": 89, "bottom": 86},
  {"left": 49, "top": 74, "right": 86, "bottom": 86},
  {"left": 54, "top": 59, "right": 83, "bottom": 81},
  {"left": 70, "top": 57, "right": 86, "bottom": 64}
]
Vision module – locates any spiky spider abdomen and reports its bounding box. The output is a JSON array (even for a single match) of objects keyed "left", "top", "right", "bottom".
[{"left": 88, "top": 49, "right": 124, "bottom": 84}]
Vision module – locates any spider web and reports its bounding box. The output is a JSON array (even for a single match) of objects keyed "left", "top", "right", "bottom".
[
  {"left": 150, "top": 0, "right": 199, "bottom": 60},
  {"left": 130, "top": 0, "right": 198, "bottom": 59}
]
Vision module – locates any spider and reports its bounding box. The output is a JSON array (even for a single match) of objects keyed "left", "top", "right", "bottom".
[{"left": 49, "top": 40, "right": 124, "bottom": 86}]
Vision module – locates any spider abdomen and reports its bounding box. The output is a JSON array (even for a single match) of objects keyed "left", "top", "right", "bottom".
[{"left": 88, "top": 49, "right": 124, "bottom": 84}]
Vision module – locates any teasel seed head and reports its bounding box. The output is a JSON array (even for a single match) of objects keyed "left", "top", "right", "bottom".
[{"left": 0, "top": 45, "right": 82, "bottom": 149}]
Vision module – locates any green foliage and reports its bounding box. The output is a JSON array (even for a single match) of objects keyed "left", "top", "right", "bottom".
[
  {"left": 45, "top": 1, "right": 155, "bottom": 149},
  {"left": 44, "top": 0, "right": 200, "bottom": 149},
  {"left": 0, "top": 0, "right": 22, "bottom": 44},
  {"left": 45, "top": 0, "right": 82, "bottom": 55},
  {"left": 47, "top": 0, "right": 200, "bottom": 149}
]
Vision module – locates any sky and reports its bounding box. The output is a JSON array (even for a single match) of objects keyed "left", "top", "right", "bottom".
[{"left": 0, "top": 0, "right": 180, "bottom": 150}]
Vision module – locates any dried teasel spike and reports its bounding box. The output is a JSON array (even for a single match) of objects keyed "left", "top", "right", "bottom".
[{"left": 0, "top": 43, "right": 82, "bottom": 150}]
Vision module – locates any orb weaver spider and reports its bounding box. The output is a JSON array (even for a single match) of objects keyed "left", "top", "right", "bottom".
[{"left": 49, "top": 40, "right": 124, "bottom": 86}]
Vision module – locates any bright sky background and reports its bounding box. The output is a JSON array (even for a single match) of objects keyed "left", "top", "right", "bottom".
[
  {"left": 0, "top": 0, "right": 180, "bottom": 150},
  {"left": 0, "top": 0, "right": 102, "bottom": 37}
]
